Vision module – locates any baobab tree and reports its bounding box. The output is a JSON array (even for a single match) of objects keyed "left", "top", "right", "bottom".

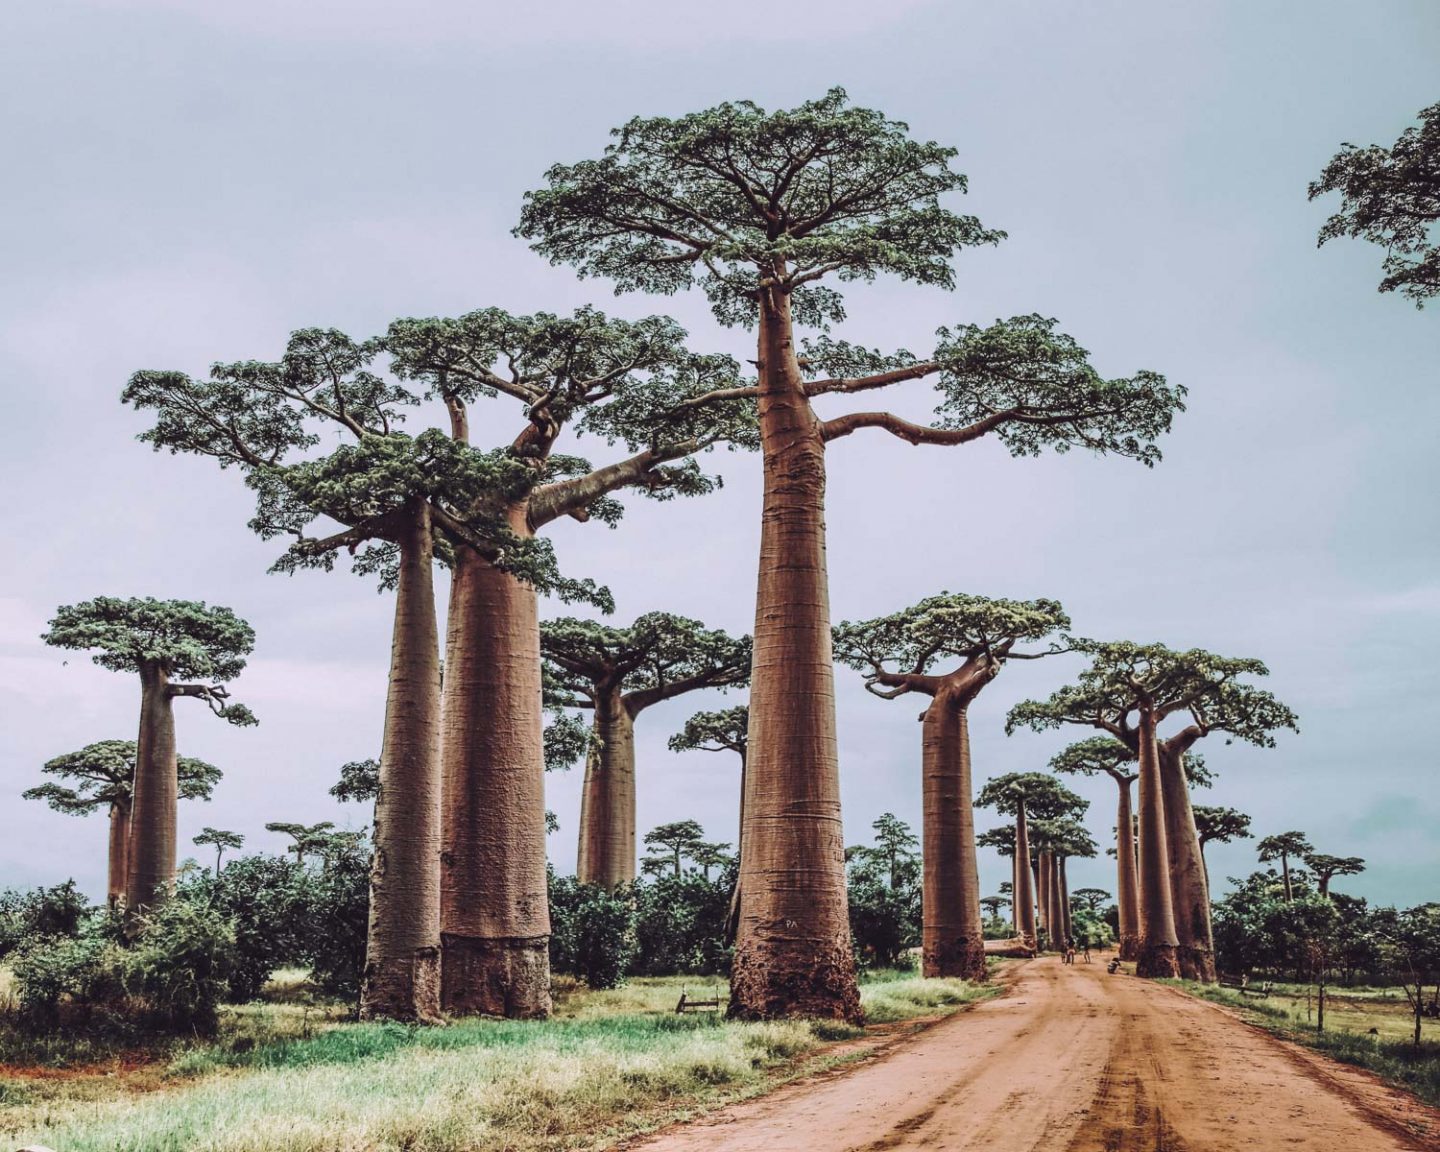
[
  {"left": 1192, "top": 805, "right": 1252, "bottom": 885},
  {"left": 542, "top": 614, "right": 750, "bottom": 887},
  {"left": 1072, "top": 888, "right": 1111, "bottom": 915},
  {"left": 980, "top": 894, "right": 1010, "bottom": 925},
  {"left": 1310, "top": 100, "right": 1440, "bottom": 306},
  {"left": 641, "top": 820, "right": 707, "bottom": 878},
  {"left": 193, "top": 827, "right": 244, "bottom": 875},
  {"left": 1010, "top": 641, "right": 1297, "bottom": 980},
  {"left": 1031, "top": 817, "right": 1097, "bottom": 948},
  {"left": 519, "top": 89, "right": 1184, "bottom": 1021},
  {"left": 384, "top": 309, "right": 752, "bottom": 1018},
  {"left": 834, "top": 593, "right": 1068, "bottom": 979},
  {"left": 976, "top": 773, "right": 1085, "bottom": 951},
  {"left": 1303, "top": 852, "right": 1366, "bottom": 898},
  {"left": 1051, "top": 736, "right": 1140, "bottom": 960},
  {"left": 42, "top": 598, "right": 255, "bottom": 920},
  {"left": 1257, "top": 831, "right": 1313, "bottom": 902},
  {"left": 266, "top": 821, "right": 337, "bottom": 865},
  {"left": 24, "top": 739, "right": 221, "bottom": 905}
]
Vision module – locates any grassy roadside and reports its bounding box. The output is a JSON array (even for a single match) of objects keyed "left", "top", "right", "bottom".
[
  {"left": 1165, "top": 979, "right": 1440, "bottom": 1109},
  {"left": 1, "top": 969, "right": 1003, "bottom": 1152}
]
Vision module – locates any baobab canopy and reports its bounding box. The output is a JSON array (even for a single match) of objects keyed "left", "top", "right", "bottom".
[{"left": 25, "top": 740, "right": 222, "bottom": 814}]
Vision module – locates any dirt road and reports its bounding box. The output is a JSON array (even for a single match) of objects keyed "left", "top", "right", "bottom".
[{"left": 631, "top": 957, "right": 1440, "bottom": 1151}]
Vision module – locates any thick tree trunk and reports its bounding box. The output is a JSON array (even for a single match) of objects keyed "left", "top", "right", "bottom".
[
  {"left": 1160, "top": 744, "right": 1216, "bottom": 982},
  {"left": 1114, "top": 776, "right": 1140, "bottom": 961},
  {"left": 1036, "top": 851, "right": 1051, "bottom": 949},
  {"left": 126, "top": 664, "right": 177, "bottom": 920},
  {"left": 439, "top": 537, "right": 552, "bottom": 1019},
  {"left": 1059, "top": 857, "right": 1072, "bottom": 946},
  {"left": 361, "top": 502, "right": 443, "bottom": 1023},
  {"left": 920, "top": 694, "right": 985, "bottom": 979},
  {"left": 1014, "top": 805, "right": 1036, "bottom": 949},
  {"left": 108, "top": 798, "right": 131, "bottom": 908},
  {"left": 575, "top": 685, "right": 636, "bottom": 888},
  {"left": 730, "top": 287, "right": 860, "bottom": 1023},
  {"left": 1135, "top": 711, "right": 1180, "bottom": 978}
]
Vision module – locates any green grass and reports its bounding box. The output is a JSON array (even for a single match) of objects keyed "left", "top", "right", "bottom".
[
  {"left": 1167, "top": 979, "right": 1440, "bottom": 1110},
  {"left": 0, "top": 970, "right": 997, "bottom": 1152}
]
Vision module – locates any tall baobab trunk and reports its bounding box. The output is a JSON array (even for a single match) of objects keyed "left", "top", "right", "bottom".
[
  {"left": 920, "top": 692, "right": 985, "bottom": 979},
  {"left": 575, "top": 684, "right": 636, "bottom": 888},
  {"left": 1159, "top": 744, "right": 1216, "bottom": 982},
  {"left": 108, "top": 798, "right": 131, "bottom": 907},
  {"left": 439, "top": 529, "right": 552, "bottom": 1019},
  {"left": 725, "top": 747, "right": 748, "bottom": 944},
  {"left": 362, "top": 501, "right": 443, "bottom": 1023},
  {"left": 731, "top": 286, "right": 860, "bottom": 1023},
  {"left": 1059, "top": 857, "right": 1072, "bottom": 946},
  {"left": 1280, "top": 853, "right": 1294, "bottom": 902},
  {"left": 1036, "top": 851, "right": 1052, "bottom": 948},
  {"left": 1112, "top": 774, "right": 1140, "bottom": 961},
  {"left": 1134, "top": 711, "right": 1180, "bottom": 978},
  {"left": 126, "top": 663, "right": 177, "bottom": 919},
  {"left": 1014, "top": 804, "right": 1037, "bottom": 950}
]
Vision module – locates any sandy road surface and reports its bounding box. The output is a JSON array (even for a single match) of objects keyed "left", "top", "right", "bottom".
[{"left": 630, "top": 957, "right": 1440, "bottom": 1151}]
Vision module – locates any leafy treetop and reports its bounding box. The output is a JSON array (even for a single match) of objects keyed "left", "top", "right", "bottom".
[
  {"left": 1193, "top": 805, "right": 1252, "bottom": 849},
  {"left": 1007, "top": 639, "right": 1298, "bottom": 753},
  {"left": 668, "top": 705, "right": 749, "bottom": 760},
  {"left": 1049, "top": 736, "right": 1137, "bottom": 782},
  {"left": 1303, "top": 853, "right": 1367, "bottom": 884},
  {"left": 833, "top": 592, "right": 1068, "bottom": 699},
  {"left": 520, "top": 90, "right": 1185, "bottom": 460},
  {"left": 330, "top": 759, "right": 379, "bottom": 804},
  {"left": 192, "top": 827, "right": 245, "bottom": 851},
  {"left": 1258, "top": 831, "right": 1313, "bottom": 862},
  {"left": 976, "top": 772, "right": 1086, "bottom": 821},
  {"left": 541, "top": 613, "right": 750, "bottom": 714},
  {"left": 1029, "top": 816, "right": 1098, "bottom": 859},
  {"left": 1309, "top": 100, "right": 1440, "bottom": 306},
  {"left": 1071, "top": 888, "right": 1112, "bottom": 913},
  {"left": 24, "top": 740, "right": 221, "bottom": 814}
]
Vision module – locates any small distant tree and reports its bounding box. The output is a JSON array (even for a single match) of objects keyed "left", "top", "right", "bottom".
[
  {"left": 835, "top": 593, "right": 1068, "bottom": 978},
  {"left": 1257, "top": 832, "right": 1312, "bottom": 902},
  {"left": 847, "top": 815, "right": 922, "bottom": 969},
  {"left": 42, "top": 597, "right": 256, "bottom": 919},
  {"left": 25, "top": 740, "right": 221, "bottom": 905},
  {"left": 192, "top": 828, "right": 244, "bottom": 876},
  {"left": 689, "top": 841, "right": 735, "bottom": 882},
  {"left": 980, "top": 895, "right": 1009, "bottom": 931},
  {"left": 265, "top": 822, "right": 337, "bottom": 866},
  {"left": 642, "top": 820, "right": 707, "bottom": 878},
  {"left": 1309, "top": 101, "right": 1440, "bottom": 306},
  {"left": 1302, "top": 853, "right": 1366, "bottom": 898},
  {"left": 1072, "top": 888, "right": 1111, "bottom": 915},
  {"left": 1193, "top": 805, "right": 1252, "bottom": 885},
  {"left": 542, "top": 614, "right": 750, "bottom": 887}
]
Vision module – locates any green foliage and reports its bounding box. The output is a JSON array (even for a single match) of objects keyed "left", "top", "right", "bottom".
[
  {"left": 1068, "top": 906, "right": 1114, "bottom": 950},
  {"left": 11, "top": 900, "right": 236, "bottom": 1035},
  {"left": 668, "top": 705, "right": 748, "bottom": 759},
  {"left": 1071, "top": 888, "right": 1111, "bottom": 914},
  {"left": 846, "top": 814, "right": 921, "bottom": 969},
  {"left": 542, "top": 712, "right": 592, "bottom": 773},
  {"left": 42, "top": 598, "right": 256, "bottom": 714},
  {"left": 976, "top": 772, "right": 1085, "bottom": 821},
  {"left": 541, "top": 613, "right": 750, "bottom": 711},
  {"left": 1192, "top": 805, "right": 1251, "bottom": 849},
  {"left": 1304, "top": 852, "right": 1367, "bottom": 892},
  {"left": 1049, "top": 735, "right": 1135, "bottom": 779},
  {"left": 631, "top": 869, "right": 735, "bottom": 976},
  {"left": 1029, "top": 816, "right": 1096, "bottom": 858},
  {"left": 330, "top": 758, "right": 379, "bottom": 804},
  {"left": 546, "top": 875, "right": 637, "bottom": 989},
  {"left": 1258, "top": 831, "right": 1313, "bottom": 865},
  {"left": 518, "top": 87, "right": 1001, "bottom": 328},
  {"left": 834, "top": 591, "right": 1068, "bottom": 689},
  {"left": 0, "top": 881, "right": 92, "bottom": 959},
  {"left": 25, "top": 739, "right": 223, "bottom": 816},
  {"left": 1008, "top": 638, "right": 1298, "bottom": 750},
  {"left": 1310, "top": 100, "right": 1440, "bottom": 305},
  {"left": 641, "top": 820, "right": 707, "bottom": 877},
  {"left": 294, "top": 834, "right": 371, "bottom": 1001}
]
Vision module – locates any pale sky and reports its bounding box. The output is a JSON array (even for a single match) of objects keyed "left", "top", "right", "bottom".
[{"left": 1, "top": 0, "right": 1436, "bottom": 909}]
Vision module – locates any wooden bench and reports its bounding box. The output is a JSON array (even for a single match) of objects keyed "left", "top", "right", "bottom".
[
  {"left": 1241, "top": 981, "right": 1274, "bottom": 998},
  {"left": 1220, "top": 975, "right": 1273, "bottom": 997},
  {"left": 675, "top": 990, "right": 724, "bottom": 1014}
]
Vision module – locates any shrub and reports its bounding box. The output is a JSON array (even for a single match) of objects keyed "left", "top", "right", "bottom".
[
  {"left": 297, "top": 837, "right": 370, "bottom": 1001},
  {"left": 549, "top": 873, "right": 636, "bottom": 989},
  {"left": 631, "top": 872, "right": 733, "bottom": 976},
  {"left": 0, "top": 881, "right": 91, "bottom": 958}
]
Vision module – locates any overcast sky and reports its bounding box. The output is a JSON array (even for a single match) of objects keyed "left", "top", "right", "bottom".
[{"left": 1, "top": 0, "right": 1436, "bottom": 910}]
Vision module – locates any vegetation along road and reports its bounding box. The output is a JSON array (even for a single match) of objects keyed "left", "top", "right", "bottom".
[{"left": 633, "top": 958, "right": 1440, "bottom": 1152}]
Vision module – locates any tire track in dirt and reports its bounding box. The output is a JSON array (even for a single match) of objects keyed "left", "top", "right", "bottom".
[{"left": 629, "top": 957, "right": 1440, "bottom": 1151}]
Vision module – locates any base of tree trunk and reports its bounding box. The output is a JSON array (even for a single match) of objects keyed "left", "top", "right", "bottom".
[
  {"left": 728, "top": 937, "right": 862, "bottom": 1023},
  {"left": 1135, "top": 941, "right": 1180, "bottom": 979},
  {"left": 1179, "top": 945, "right": 1217, "bottom": 983},
  {"left": 440, "top": 934, "right": 552, "bottom": 1018},
  {"left": 922, "top": 936, "right": 988, "bottom": 981},
  {"left": 1117, "top": 934, "right": 1140, "bottom": 962},
  {"left": 360, "top": 947, "right": 442, "bottom": 1023}
]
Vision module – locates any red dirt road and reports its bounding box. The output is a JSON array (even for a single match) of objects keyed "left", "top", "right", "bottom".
[{"left": 633, "top": 957, "right": 1440, "bottom": 1151}]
